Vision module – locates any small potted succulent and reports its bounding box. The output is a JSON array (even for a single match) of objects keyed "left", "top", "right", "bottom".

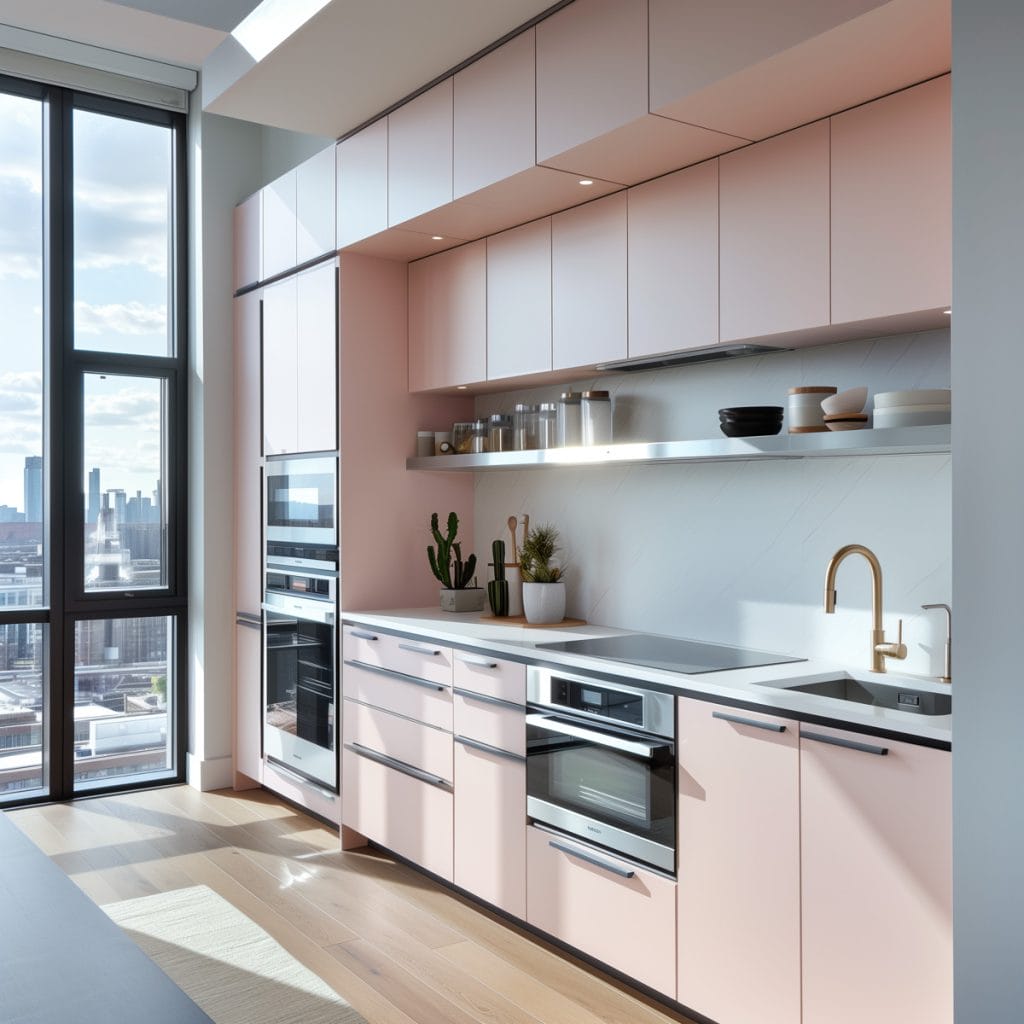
[
  {"left": 518, "top": 523, "right": 566, "bottom": 624},
  {"left": 428, "top": 512, "right": 484, "bottom": 612}
]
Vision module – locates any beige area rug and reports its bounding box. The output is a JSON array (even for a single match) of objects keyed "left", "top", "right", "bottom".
[{"left": 103, "top": 884, "right": 366, "bottom": 1024}]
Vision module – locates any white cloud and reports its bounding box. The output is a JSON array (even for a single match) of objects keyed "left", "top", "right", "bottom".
[{"left": 75, "top": 300, "right": 167, "bottom": 337}]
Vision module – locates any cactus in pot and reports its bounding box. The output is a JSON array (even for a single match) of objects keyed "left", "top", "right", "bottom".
[
  {"left": 519, "top": 524, "right": 567, "bottom": 623},
  {"left": 428, "top": 512, "right": 484, "bottom": 612}
]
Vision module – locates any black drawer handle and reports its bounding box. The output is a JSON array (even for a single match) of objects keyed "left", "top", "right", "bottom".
[
  {"left": 454, "top": 687, "right": 522, "bottom": 710},
  {"left": 712, "top": 711, "right": 786, "bottom": 733},
  {"left": 344, "top": 659, "right": 446, "bottom": 692},
  {"left": 349, "top": 628, "right": 378, "bottom": 641},
  {"left": 454, "top": 735, "right": 525, "bottom": 763},
  {"left": 398, "top": 641, "right": 443, "bottom": 657},
  {"left": 345, "top": 743, "right": 451, "bottom": 789},
  {"left": 548, "top": 839, "right": 635, "bottom": 879},
  {"left": 801, "top": 730, "right": 888, "bottom": 757}
]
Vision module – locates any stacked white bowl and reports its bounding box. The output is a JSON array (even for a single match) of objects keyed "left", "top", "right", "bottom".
[{"left": 872, "top": 389, "right": 951, "bottom": 429}]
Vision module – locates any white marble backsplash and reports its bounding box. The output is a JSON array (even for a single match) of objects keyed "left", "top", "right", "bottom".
[{"left": 474, "top": 330, "right": 952, "bottom": 677}]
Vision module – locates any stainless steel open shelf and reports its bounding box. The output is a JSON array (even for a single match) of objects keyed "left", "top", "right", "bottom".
[{"left": 406, "top": 424, "right": 951, "bottom": 471}]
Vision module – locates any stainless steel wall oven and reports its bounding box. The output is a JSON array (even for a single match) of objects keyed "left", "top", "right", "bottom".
[
  {"left": 265, "top": 454, "right": 337, "bottom": 546},
  {"left": 526, "top": 665, "right": 676, "bottom": 874}
]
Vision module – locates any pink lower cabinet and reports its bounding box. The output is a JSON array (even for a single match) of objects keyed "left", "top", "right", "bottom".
[
  {"left": 526, "top": 824, "right": 677, "bottom": 997},
  {"left": 800, "top": 724, "right": 952, "bottom": 1024},
  {"left": 677, "top": 699, "right": 800, "bottom": 1024}
]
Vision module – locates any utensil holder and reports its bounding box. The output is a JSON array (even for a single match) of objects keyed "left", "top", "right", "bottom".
[{"left": 505, "top": 564, "right": 523, "bottom": 617}]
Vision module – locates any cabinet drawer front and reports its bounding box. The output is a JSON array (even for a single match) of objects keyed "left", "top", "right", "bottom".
[
  {"left": 526, "top": 825, "right": 677, "bottom": 997},
  {"left": 343, "top": 699, "right": 452, "bottom": 782},
  {"left": 452, "top": 650, "right": 526, "bottom": 704},
  {"left": 342, "top": 746, "right": 453, "bottom": 881},
  {"left": 342, "top": 661, "right": 452, "bottom": 731},
  {"left": 344, "top": 627, "right": 453, "bottom": 686},
  {"left": 453, "top": 692, "right": 524, "bottom": 756},
  {"left": 454, "top": 741, "right": 526, "bottom": 918}
]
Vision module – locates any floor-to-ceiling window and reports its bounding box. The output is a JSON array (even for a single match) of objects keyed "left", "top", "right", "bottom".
[{"left": 0, "top": 75, "right": 187, "bottom": 804}]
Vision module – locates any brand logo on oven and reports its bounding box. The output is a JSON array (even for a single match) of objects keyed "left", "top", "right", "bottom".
[{"left": 586, "top": 824, "right": 602, "bottom": 835}]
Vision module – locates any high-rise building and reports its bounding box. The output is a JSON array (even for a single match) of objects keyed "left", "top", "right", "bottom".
[
  {"left": 87, "top": 467, "right": 100, "bottom": 524},
  {"left": 23, "top": 456, "right": 42, "bottom": 524}
]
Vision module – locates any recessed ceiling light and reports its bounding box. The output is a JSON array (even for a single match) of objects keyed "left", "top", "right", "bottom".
[
  {"left": 456, "top": 385, "right": 468, "bottom": 390},
  {"left": 942, "top": 309, "right": 952, "bottom": 315},
  {"left": 578, "top": 179, "right": 594, "bottom": 186},
  {"left": 431, "top": 235, "right": 443, "bottom": 241}
]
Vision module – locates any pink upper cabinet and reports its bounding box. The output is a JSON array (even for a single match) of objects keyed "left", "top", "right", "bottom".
[
  {"left": 487, "top": 218, "right": 552, "bottom": 382},
  {"left": 295, "top": 262, "right": 338, "bottom": 454},
  {"left": 627, "top": 160, "right": 719, "bottom": 358},
  {"left": 800, "top": 724, "right": 952, "bottom": 1024},
  {"left": 535, "top": 0, "right": 742, "bottom": 185},
  {"left": 233, "top": 192, "right": 261, "bottom": 291},
  {"left": 454, "top": 29, "right": 535, "bottom": 200},
  {"left": 831, "top": 75, "right": 951, "bottom": 324},
  {"left": 719, "top": 119, "right": 830, "bottom": 342},
  {"left": 336, "top": 121, "right": 388, "bottom": 248},
  {"left": 552, "top": 192, "right": 627, "bottom": 370},
  {"left": 295, "top": 146, "right": 336, "bottom": 265},
  {"left": 408, "top": 240, "right": 486, "bottom": 391},
  {"left": 677, "top": 699, "right": 800, "bottom": 1024},
  {"left": 388, "top": 79, "right": 453, "bottom": 227}
]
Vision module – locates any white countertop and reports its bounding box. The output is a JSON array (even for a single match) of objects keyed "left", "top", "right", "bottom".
[{"left": 340, "top": 607, "right": 952, "bottom": 746}]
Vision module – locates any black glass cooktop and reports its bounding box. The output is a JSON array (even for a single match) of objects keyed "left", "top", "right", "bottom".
[{"left": 535, "top": 633, "right": 805, "bottom": 675}]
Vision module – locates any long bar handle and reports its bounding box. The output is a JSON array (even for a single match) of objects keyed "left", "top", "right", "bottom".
[
  {"left": 398, "top": 641, "right": 443, "bottom": 657},
  {"left": 345, "top": 743, "right": 451, "bottom": 789},
  {"left": 454, "top": 652, "right": 500, "bottom": 668},
  {"left": 349, "top": 628, "right": 378, "bottom": 641},
  {"left": 712, "top": 711, "right": 786, "bottom": 733},
  {"left": 548, "top": 840, "right": 635, "bottom": 879},
  {"left": 344, "top": 659, "right": 446, "bottom": 692},
  {"left": 454, "top": 735, "right": 525, "bottom": 764},
  {"left": 801, "top": 730, "right": 888, "bottom": 757},
  {"left": 454, "top": 687, "right": 522, "bottom": 710}
]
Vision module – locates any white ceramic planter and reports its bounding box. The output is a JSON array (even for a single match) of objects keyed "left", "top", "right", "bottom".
[
  {"left": 440, "top": 587, "right": 485, "bottom": 612},
  {"left": 522, "top": 581, "right": 566, "bottom": 624}
]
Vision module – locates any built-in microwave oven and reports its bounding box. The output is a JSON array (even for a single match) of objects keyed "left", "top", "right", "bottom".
[{"left": 265, "top": 454, "right": 337, "bottom": 546}]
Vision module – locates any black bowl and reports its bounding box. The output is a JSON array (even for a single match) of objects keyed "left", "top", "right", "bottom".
[
  {"left": 720, "top": 420, "right": 784, "bottom": 438},
  {"left": 719, "top": 406, "right": 784, "bottom": 419}
]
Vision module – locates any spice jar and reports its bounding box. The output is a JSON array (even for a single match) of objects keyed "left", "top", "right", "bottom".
[
  {"left": 557, "top": 391, "right": 582, "bottom": 447},
  {"left": 537, "top": 403, "right": 558, "bottom": 449},
  {"left": 513, "top": 403, "right": 540, "bottom": 450},
  {"left": 581, "top": 390, "right": 612, "bottom": 445},
  {"left": 488, "top": 413, "right": 513, "bottom": 452},
  {"left": 452, "top": 422, "right": 475, "bottom": 454}
]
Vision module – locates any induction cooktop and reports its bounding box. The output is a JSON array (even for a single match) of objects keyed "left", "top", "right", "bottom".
[{"left": 534, "top": 633, "right": 805, "bottom": 675}]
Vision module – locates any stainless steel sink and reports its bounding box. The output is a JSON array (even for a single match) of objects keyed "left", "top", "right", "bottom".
[{"left": 763, "top": 677, "right": 952, "bottom": 716}]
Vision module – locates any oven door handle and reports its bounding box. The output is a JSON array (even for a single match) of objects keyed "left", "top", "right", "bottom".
[
  {"left": 262, "top": 598, "right": 335, "bottom": 626},
  {"left": 525, "top": 713, "right": 669, "bottom": 760}
]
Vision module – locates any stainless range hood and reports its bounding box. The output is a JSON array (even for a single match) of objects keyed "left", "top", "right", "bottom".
[{"left": 596, "top": 343, "right": 789, "bottom": 373}]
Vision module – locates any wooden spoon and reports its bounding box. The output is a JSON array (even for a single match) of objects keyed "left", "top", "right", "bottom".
[{"left": 507, "top": 515, "right": 518, "bottom": 564}]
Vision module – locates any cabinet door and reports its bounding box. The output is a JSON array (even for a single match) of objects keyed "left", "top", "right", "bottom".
[
  {"left": 831, "top": 75, "right": 951, "bottom": 323},
  {"left": 408, "top": 240, "right": 486, "bottom": 391},
  {"left": 454, "top": 28, "right": 535, "bottom": 200},
  {"left": 233, "top": 192, "right": 262, "bottom": 291},
  {"left": 487, "top": 219, "right": 552, "bottom": 381},
  {"left": 296, "top": 146, "right": 336, "bottom": 265},
  {"left": 719, "top": 120, "right": 830, "bottom": 341},
  {"left": 552, "top": 192, "right": 627, "bottom": 370},
  {"left": 628, "top": 160, "right": 719, "bottom": 357},
  {"left": 800, "top": 724, "right": 952, "bottom": 1024},
  {"left": 296, "top": 262, "right": 338, "bottom": 453},
  {"left": 336, "top": 121, "right": 388, "bottom": 247},
  {"left": 388, "top": 79, "right": 453, "bottom": 226},
  {"left": 261, "top": 276, "right": 298, "bottom": 455},
  {"left": 454, "top": 738, "right": 525, "bottom": 918},
  {"left": 262, "top": 169, "right": 298, "bottom": 279},
  {"left": 234, "top": 621, "right": 262, "bottom": 787},
  {"left": 526, "top": 825, "right": 677, "bottom": 997},
  {"left": 535, "top": 0, "right": 647, "bottom": 165},
  {"left": 677, "top": 699, "right": 800, "bottom": 1024},
  {"left": 233, "top": 290, "right": 263, "bottom": 613}
]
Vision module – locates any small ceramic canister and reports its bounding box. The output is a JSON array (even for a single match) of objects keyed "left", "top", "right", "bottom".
[{"left": 787, "top": 386, "right": 837, "bottom": 433}]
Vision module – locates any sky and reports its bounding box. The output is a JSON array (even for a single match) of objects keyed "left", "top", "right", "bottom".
[{"left": 0, "top": 92, "right": 172, "bottom": 514}]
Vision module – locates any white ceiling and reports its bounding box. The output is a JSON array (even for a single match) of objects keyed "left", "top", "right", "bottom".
[{"left": 0, "top": 0, "right": 559, "bottom": 139}]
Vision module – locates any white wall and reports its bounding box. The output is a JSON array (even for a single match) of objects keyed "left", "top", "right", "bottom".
[
  {"left": 475, "top": 330, "right": 951, "bottom": 675},
  {"left": 951, "top": 3, "right": 1024, "bottom": 1019}
]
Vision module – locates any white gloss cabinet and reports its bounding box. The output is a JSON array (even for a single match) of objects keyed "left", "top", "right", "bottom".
[
  {"left": 233, "top": 192, "right": 262, "bottom": 291},
  {"left": 295, "top": 262, "right": 337, "bottom": 453},
  {"left": 336, "top": 120, "right": 388, "bottom": 247},
  {"left": 486, "top": 219, "right": 552, "bottom": 381},
  {"left": 800, "top": 723, "right": 952, "bottom": 1024},
  {"left": 551, "top": 192, "right": 627, "bottom": 370},
  {"left": 261, "top": 275, "right": 298, "bottom": 456},
  {"left": 627, "top": 160, "right": 719, "bottom": 357},
  {"left": 262, "top": 169, "right": 298, "bottom": 280},
  {"left": 296, "top": 145, "right": 336, "bottom": 265},
  {"left": 676, "top": 699, "right": 800, "bottom": 1024}
]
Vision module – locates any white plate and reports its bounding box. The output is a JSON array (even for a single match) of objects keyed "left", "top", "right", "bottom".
[
  {"left": 872, "top": 402, "right": 951, "bottom": 414},
  {"left": 874, "top": 388, "right": 951, "bottom": 409},
  {"left": 873, "top": 408, "right": 952, "bottom": 428}
]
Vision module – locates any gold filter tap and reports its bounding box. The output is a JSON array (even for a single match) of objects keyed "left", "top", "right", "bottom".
[
  {"left": 921, "top": 603, "right": 952, "bottom": 683},
  {"left": 824, "top": 544, "right": 908, "bottom": 673}
]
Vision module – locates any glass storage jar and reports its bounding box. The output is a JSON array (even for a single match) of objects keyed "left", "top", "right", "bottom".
[
  {"left": 514, "top": 403, "right": 540, "bottom": 450},
  {"left": 581, "top": 390, "right": 612, "bottom": 445},
  {"left": 537, "top": 403, "right": 558, "bottom": 449},
  {"left": 451, "top": 422, "right": 475, "bottom": 454},
  {"left": 488, "top": 413, "right": 513, "bottom": 452},
  {"left": 557, "top": 391, "right": 582, "bottom": 447},
  {"left": 469, "top": 419, "right": 489, "bottom": 453}
]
